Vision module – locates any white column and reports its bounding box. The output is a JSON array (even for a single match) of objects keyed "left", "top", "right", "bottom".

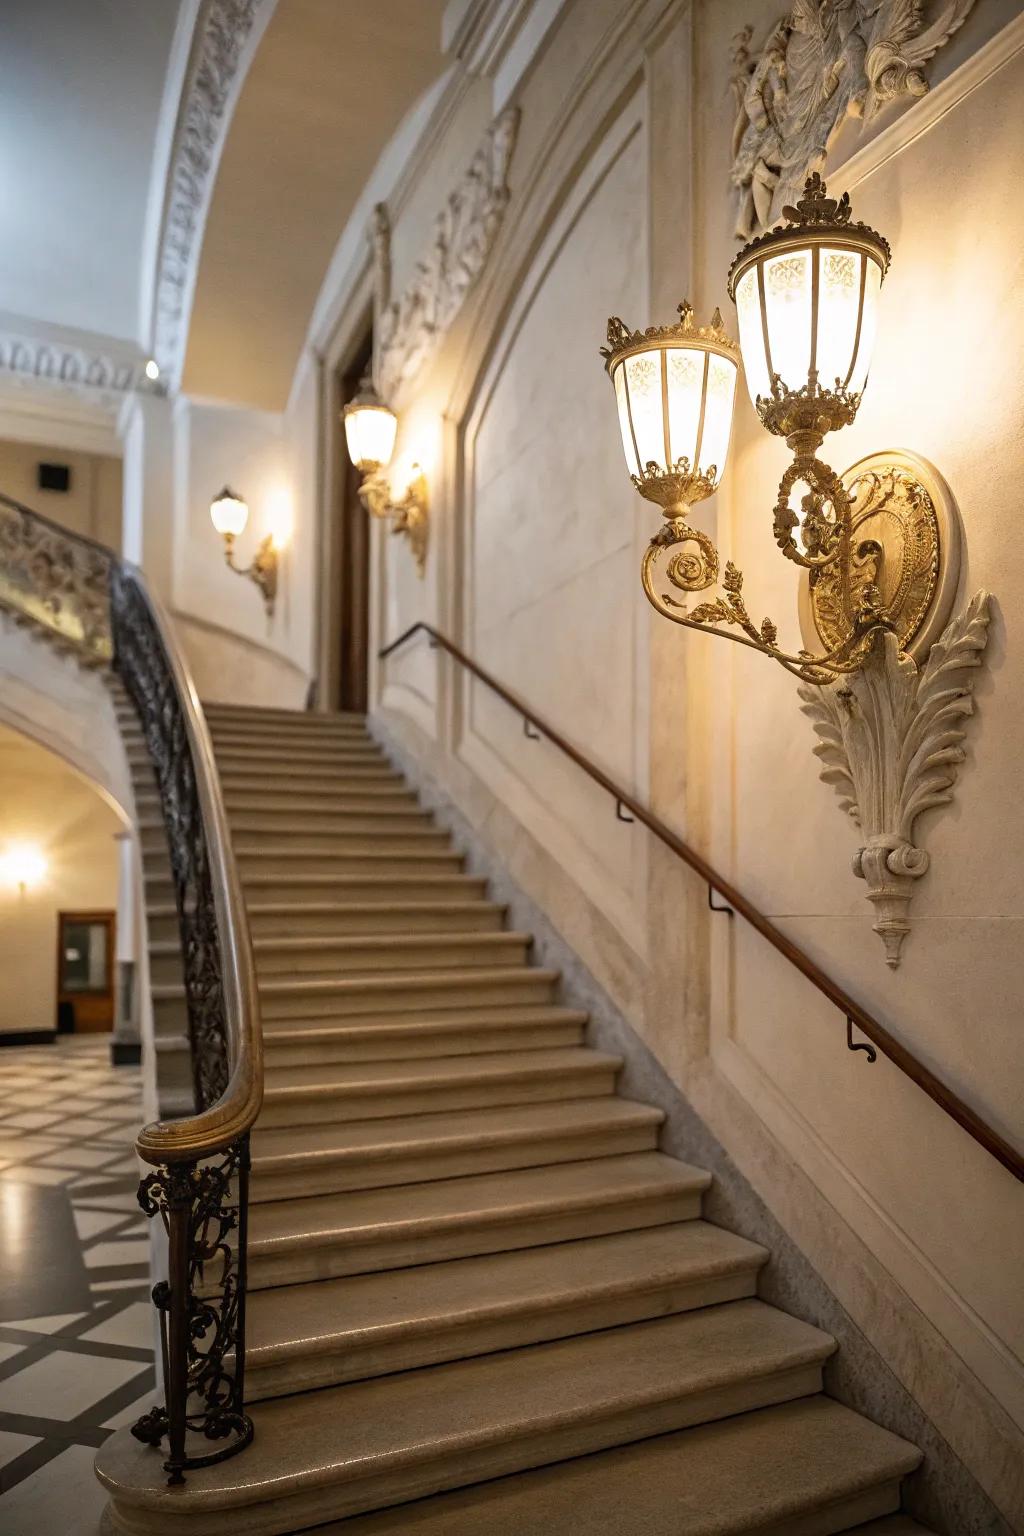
[
  {"left": 110, "top": 828, "right": 142, "bottom": 1065},
  {"left": 118, "top": 391, "right": 175, "bottom": 600}
]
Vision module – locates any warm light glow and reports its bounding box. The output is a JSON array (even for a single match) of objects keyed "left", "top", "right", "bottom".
[
  {"left": 610, "top": 344, "right": 738, "bottom": 491},
  {"left": 734, "top": 243, "right": 884, "bottom": 408},
  {"left": 0, "top": 842, "right": 47, "bottom": 891},
  {"left": 144, "top": 358, "right": 160, "bottom": 382},
  {"left": 210, "top": 486, "right": 249, "bottom": 538},
  {"left": 343, "top": 379, "right": 398, "bottom": 472},
  {"left": 265, "top": 489, "right": 293, "bottom": 549}
]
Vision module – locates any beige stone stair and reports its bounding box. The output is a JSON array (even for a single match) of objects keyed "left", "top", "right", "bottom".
[{"left": 99, "top": 701, "right": 931, "bottom": 1536}]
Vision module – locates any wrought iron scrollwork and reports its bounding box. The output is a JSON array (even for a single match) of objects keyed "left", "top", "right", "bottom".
[
  {"left": 109, "top": 567, "right": 229, "bottom": 1110},
  {"left": 131, "top": 1138, "right": 253, "bottom": 1484}
]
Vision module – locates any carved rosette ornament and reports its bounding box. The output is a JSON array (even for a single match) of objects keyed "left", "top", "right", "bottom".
[
  {"left": 730, "top": 0, "right": 977, "bottom": 237},
  {"left": 799, "top": 591, "right": 991, "bottom": 966}
]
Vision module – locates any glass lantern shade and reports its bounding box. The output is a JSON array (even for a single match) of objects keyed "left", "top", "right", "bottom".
[
  {"left": 732, "top": 244, "right": 884, "bottom": 406},
  {"left": 343, "top": 381, "right": 398, "bottom": 473},
  {"left": 209, "top": 487, "right": 249, "bottom": 538},
  {"left": 610, "top": 344, "right": 738, "bottom": 492}
]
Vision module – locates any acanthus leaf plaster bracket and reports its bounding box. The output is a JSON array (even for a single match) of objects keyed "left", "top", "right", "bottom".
[
  {"left": 799, "top": 541, "right": 991, "bottom": 969},
  {"left": 729, "top": 0, "right": 977, "bottom": 237}
]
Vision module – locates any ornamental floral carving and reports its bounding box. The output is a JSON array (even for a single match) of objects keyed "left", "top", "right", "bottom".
[
  {"left": 799, "top": 591, "right": 990, "bottom": 966},
  {"left": 730, "top": 0, "right": 977, "bottom": 236},
  {"left": 372, "top": 106, "right": 519, "bottom": 400}
]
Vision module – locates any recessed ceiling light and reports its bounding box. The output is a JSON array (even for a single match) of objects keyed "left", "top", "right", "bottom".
[{"left": 144, "top": 358, "right": 160, "bottom": 381}]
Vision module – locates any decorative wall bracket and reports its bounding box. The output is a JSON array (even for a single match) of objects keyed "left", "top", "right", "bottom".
[
  {"left": 800, "top": 589, "right": 991, "bottom": 966},
  {"left": 357, "top": 467, "right": 429, "bottom": 576},
  {"left": 222, "top": 531, "right": 278, "bottom": 617}
]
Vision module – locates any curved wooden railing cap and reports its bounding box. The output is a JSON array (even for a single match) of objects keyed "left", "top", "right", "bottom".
[{"left": 121, "top": 569, "right": 263, "bottom": 1166}]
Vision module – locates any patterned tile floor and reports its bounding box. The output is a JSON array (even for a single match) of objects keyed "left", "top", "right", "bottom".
[{"left": 0, "top": 1036, "right": 155, "bottom": 1533}]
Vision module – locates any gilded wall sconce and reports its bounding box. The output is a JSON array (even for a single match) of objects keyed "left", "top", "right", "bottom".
[
  {"left": 602, "top": 174, "right": 992, "bottom": 966},
  {"left": 342, "top": 377, "right": 429, "bottom": 575},
  {"left": 209, "top": 487, "right": 281, "bottom": 618}
]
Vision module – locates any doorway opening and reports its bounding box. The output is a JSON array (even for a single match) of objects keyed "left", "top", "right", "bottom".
[
  {"left": 57, "top": 910, "right": 116, "bottom": 1033},
  {"left": 337, "top": 332, "right": 374, "bottom": 714}
]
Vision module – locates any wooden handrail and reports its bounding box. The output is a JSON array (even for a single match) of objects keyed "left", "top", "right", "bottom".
[
  {"left": 380, "top": 622, "right": 1023, "bottom": 1184},
  {"left": 122, "top": 569, "right": 263, "bottom": 1165}
]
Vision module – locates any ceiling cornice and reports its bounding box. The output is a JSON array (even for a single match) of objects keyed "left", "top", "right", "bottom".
[{"left": 149, "top": 0, "right": 278, "bottom": 390}]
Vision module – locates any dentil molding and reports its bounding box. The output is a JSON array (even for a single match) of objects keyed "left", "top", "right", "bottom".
[
  {"left": 730, "top": 0, "right": 977, "bottom": 237},
  {"left": 151, "top": 0, "right": 277, "bottom": 386},
  {"left": 371, "top": 106, "right": 520, "bottom": 403},
  {"left": 0, "top": 323, "right": 147, "bottom": 413},
  {"left": 799, "top": 590, "right": 991, "bottom": 967}
]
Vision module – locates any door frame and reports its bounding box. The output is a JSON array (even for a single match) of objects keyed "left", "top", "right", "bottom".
[{"left": 56, "top": 908, "right": 116, "bottom": 1033}]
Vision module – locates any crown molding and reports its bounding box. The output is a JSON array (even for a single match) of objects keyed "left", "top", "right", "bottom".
[
  {"left": 0, "top": 313, "right": 152, "bottom": 446},
  {"left": 148, "top": 0, "right": 278, "bottom": 390},
  {"left": 443, "top": 0, "right": 569, "bottom": 109}
]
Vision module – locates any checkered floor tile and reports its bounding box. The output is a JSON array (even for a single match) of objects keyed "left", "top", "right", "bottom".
[{"left": 0, "top": 1037, "right": 155, "bottom": 1532}]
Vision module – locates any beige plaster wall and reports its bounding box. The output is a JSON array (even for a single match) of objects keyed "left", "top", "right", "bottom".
[
  {"left": 0, "top": 723, "right": 123, "bottom": 1036},
  {"left": 266, "top": 0, "right": 1024, "bottom": 1517},
  {"left": 0, "top": 437, "right": 122, "bottom": 551}
]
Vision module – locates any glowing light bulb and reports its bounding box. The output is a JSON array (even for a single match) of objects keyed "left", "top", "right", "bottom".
[{"left": 1, "top": 842, "right": 47, "bottom": 892}]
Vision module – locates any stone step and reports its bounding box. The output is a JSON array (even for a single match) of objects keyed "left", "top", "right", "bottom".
[
  {"left": 243, "top": 1222, "right": 767, "bottom": 1397},
  {"left": 148, "top": 943, "right": 185, "bottom": 987},
  {"left": 145, "top": 871, "right": 490, "bottom": 908},
  {"left": 229, "top": 827, "right": 451, "bottom": 858},
  {"left": 261, "top": 1003, "right": 587, "bottom": 1065},
  {"left": 249, "top": 1094, "right": 655, "bottom": 1200},
  {"left": 213, "top": 741, "right": 386, "bottom": 768},
  {"left": 223, "top": 803, "right": 429, "bottom": 832},
  {"left": 253, "top": 930, "right": 532, "bottom": 977},
  {"left": 257, "top": 1046, "right": 621, "bottom": 1130},
  {"left": 222, "top": 785, "right": 418, "bottom": 812},
  {"left": 203, "top": 703, "right": 365, "bottom": 725},
  {"left": 245, "top": 1152, "right": 709, "bottom": 1289},
  {"left": 234, "top": 847, "right": 464, "bottom": 877},
  {"left": 95, "top": 1302, "right": 833, "bottom": 1536},
  {"left": 294, "top": 1398, "right": 924, "bottom": 1536},
  {"left": 208, "top": 718, "right": 371, "bottom": 742},
  {"left": 256, "top": 965, "right": 559, "bottom": 1021},
  {"left": 246, "top": 899, "right": 506, "bottom": 939},
  {"left": 217, "top": 765, "right": 405, "bottom": 791}
]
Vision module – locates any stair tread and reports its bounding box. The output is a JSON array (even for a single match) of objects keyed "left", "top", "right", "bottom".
[
  {"left": 248, "top": 1151, "right": 709, "bottom": 1251},
  {"left": 96, "top": 1302, "right": 835, "bottom": 1512},
  {"left": 253, "top": 931, "right": 530, "bottom": 953},
  {"left": 284, "top": 1398, "right": 924, "bottom": 1536},
  {"left": 261, "top": 1005, "right": 589, "bottom": 1043},
  {"left": 245, "top": 1223, "right": 767, "bottom": 1363},
  {"left": 258, "top": 965, "right": 559, "bottom": 996},
  {"left": 252, "top": 1095, "right": 659, "bottom": 1165},
  {"left": 262, "top": 1046, "right": 621, "bottom": 1097}
]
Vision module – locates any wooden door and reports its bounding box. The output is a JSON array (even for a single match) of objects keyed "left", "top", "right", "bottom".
[
  {"left": 337, "top": 334, "right": 374, "bottom": 714},
  {"left": 56, "top": 910, "right": 115, "bottom": 1033}
]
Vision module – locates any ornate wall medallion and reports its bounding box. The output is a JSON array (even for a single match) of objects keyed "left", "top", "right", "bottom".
[{"left": 799, "top": 449, "right": 961, "bottom": 664}]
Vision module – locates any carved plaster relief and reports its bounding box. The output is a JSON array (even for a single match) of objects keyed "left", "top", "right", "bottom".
[
  {"left": 730, "top": 0, "right": 977, "bottom": 236},
  {"left": 151, "top": 0, "right": 276, "bottom": 384},
  {"left": 371, "top": 106, "right": 520, "bottom": 401},
  {"left": 799, "top": 590, "right": 990, "bottom": 967},
  {"left": 0, "top": 332, "right": 142, "bottom": 408}
]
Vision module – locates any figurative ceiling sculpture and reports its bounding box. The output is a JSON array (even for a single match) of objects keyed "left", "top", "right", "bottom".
[{"left": 730, "top": 0, "right": 976, "bottom": 237}]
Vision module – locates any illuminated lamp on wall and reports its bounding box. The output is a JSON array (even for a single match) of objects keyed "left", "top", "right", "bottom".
[
  {"left": 0, "top": 842, "right": 47, "bottom": 895},
  {"left": 342, "top": 376, "right": 429, "bottom": 576},
  {"left": 209, "top": 487, "right": 285, "bottom": 618},
  {"left": 601, "top": 175, "right": 993, "bottom": 966}
]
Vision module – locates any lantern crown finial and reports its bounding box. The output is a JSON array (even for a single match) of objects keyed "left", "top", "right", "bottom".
[{"left": 600, "top": 301, "right": 739, "bottom": 375}]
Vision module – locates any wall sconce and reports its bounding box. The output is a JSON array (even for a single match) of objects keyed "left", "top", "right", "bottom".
[
  {"left": 602, "top": 175, "right": 992, "bottom": 967},
  {"left": 342, "top": 376, "right": 428, "bottom": 575},
  {"left": 0, "top": 842, "right": 47, "bottom": 894},
  {"left": 209, "top": 487, "right": 280, "bottom": 617}
]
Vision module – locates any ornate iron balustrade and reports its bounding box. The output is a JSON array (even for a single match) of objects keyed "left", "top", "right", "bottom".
[
  {"left": 0, "top": 492, "right": 262, "bottom": 1484},
  {"left": 0, "top": 490, "right": 113, "bottom": 660}
]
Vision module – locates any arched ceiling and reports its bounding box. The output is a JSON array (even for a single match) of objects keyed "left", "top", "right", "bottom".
[
  {"left": 182, "top": 0, "right": 448, "bottom": 411},
  {"left": 0, "top": 0, "right": 183, "bottom": 345}
]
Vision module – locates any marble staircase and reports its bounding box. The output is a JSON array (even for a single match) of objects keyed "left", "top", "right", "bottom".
[{"left": 96, "top": 700, "right": 934, "bottom": 1535}]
